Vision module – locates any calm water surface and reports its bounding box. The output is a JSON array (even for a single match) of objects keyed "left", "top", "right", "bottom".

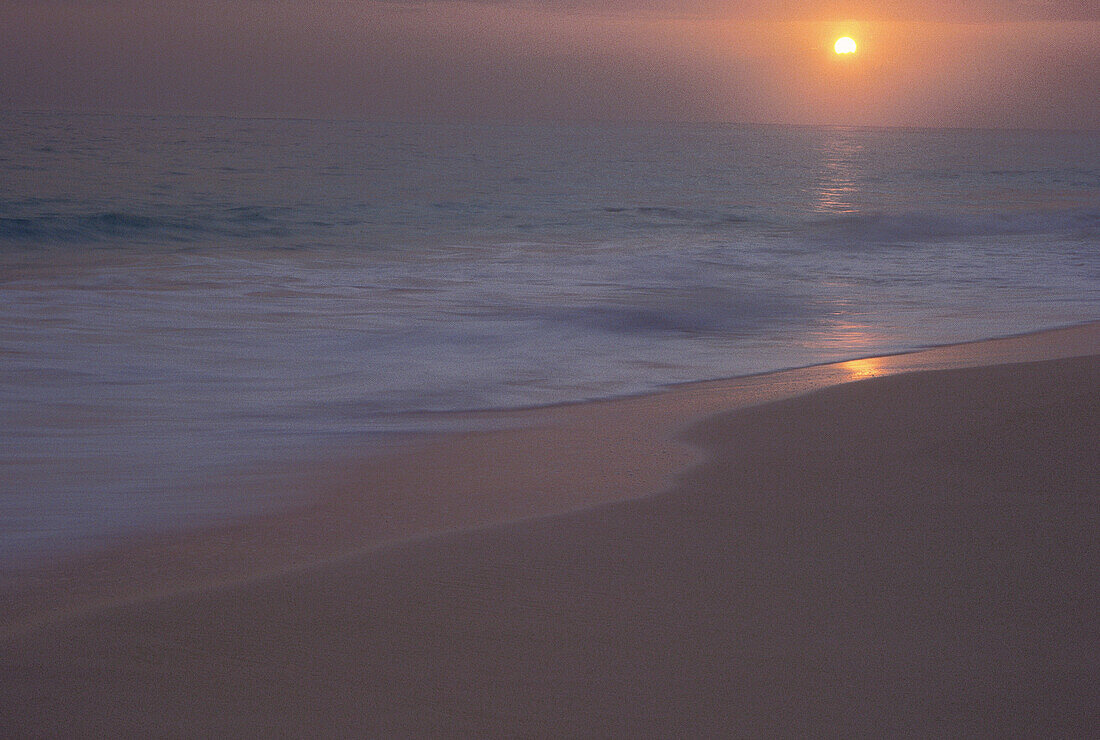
[{"left": 2, "top": 113, "right": 1097, "bottom": 558}]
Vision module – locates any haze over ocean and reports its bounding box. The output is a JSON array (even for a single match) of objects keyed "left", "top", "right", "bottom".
[{"left": 1, "top": 112, "right": 1097, "bottom": 557}]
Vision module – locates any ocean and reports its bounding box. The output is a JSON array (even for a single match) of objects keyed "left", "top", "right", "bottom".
[{"left": 2, "top": 112, "right": 1097, "bottom": 559}]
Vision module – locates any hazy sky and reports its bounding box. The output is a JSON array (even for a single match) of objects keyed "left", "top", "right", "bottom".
[{"left": 2, "top": 0, "right": 1097, "bottom": 128}]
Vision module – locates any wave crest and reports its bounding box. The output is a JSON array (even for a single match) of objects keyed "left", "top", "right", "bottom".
[{"left": 0, "top": 206, "right": 302, "bottom": 246}]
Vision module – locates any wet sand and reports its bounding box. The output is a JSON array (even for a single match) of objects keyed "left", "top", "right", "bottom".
[{"left": 1, "top": 323, "right": 1098, "bottom": 735}]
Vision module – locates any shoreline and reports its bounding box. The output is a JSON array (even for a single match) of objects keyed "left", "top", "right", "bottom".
[
  {"left": 2, "top": 320, "right": 1098, "bottom": 636},
  {"left": 1, "top": 327, "right": 1097, "bottom": 733},
  {"left": 429, "top": 318, "right": 1100, "bottom": 417}
]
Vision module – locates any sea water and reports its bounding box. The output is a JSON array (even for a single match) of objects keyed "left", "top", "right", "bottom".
[{"left": 2, "top": 112, "right": 1097, "bottom": 558}]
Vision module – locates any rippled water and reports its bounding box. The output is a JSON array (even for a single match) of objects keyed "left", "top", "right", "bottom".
[{"left": 1, "top": 112, "right": 1097, "bottom": 557}]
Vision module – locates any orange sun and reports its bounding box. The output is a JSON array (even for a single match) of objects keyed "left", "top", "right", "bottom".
[{"left": 834, "top": 37, "right": 857, "bottom": 54}]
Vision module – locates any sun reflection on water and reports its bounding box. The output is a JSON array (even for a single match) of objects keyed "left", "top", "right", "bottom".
[
  {"left": 813, "top": 132, "right": 864, "bottom": 214},
  {"left": 839, "top": 356, "right": 885, "bottom": 380},
  {"left": 804, "top": 320, "right": 895, "bottom": 381}
]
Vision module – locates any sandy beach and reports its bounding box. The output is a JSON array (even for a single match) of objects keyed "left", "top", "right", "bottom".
[{"left": 2, "top": 323, "right": 1098, "bottom": 735}]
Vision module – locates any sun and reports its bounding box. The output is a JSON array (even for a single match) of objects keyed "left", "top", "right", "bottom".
[{"left": 834, "top": 37, "right": 857, "bottom": 55}]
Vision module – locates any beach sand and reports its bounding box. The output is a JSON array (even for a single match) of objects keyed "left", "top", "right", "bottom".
[{"left": 2, "top": 324, "right": 1098, "bottom": 735}]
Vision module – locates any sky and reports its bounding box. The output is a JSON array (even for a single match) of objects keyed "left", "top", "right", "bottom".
[{"left": 1, "top": 0, "right": 1098, "bottom": 129}]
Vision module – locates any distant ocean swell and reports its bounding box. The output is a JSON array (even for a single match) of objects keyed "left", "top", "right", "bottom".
[
  {"left": 2, "top": 205, "right": 1097, "bottom": 250},
  {"left": 807, "top": 209, "right": 1100, "bottom": 244}
]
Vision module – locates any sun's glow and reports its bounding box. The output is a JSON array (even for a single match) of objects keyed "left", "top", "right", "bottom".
[{"left": 834, "top": 37, "right": 857, "bottom": 54}]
